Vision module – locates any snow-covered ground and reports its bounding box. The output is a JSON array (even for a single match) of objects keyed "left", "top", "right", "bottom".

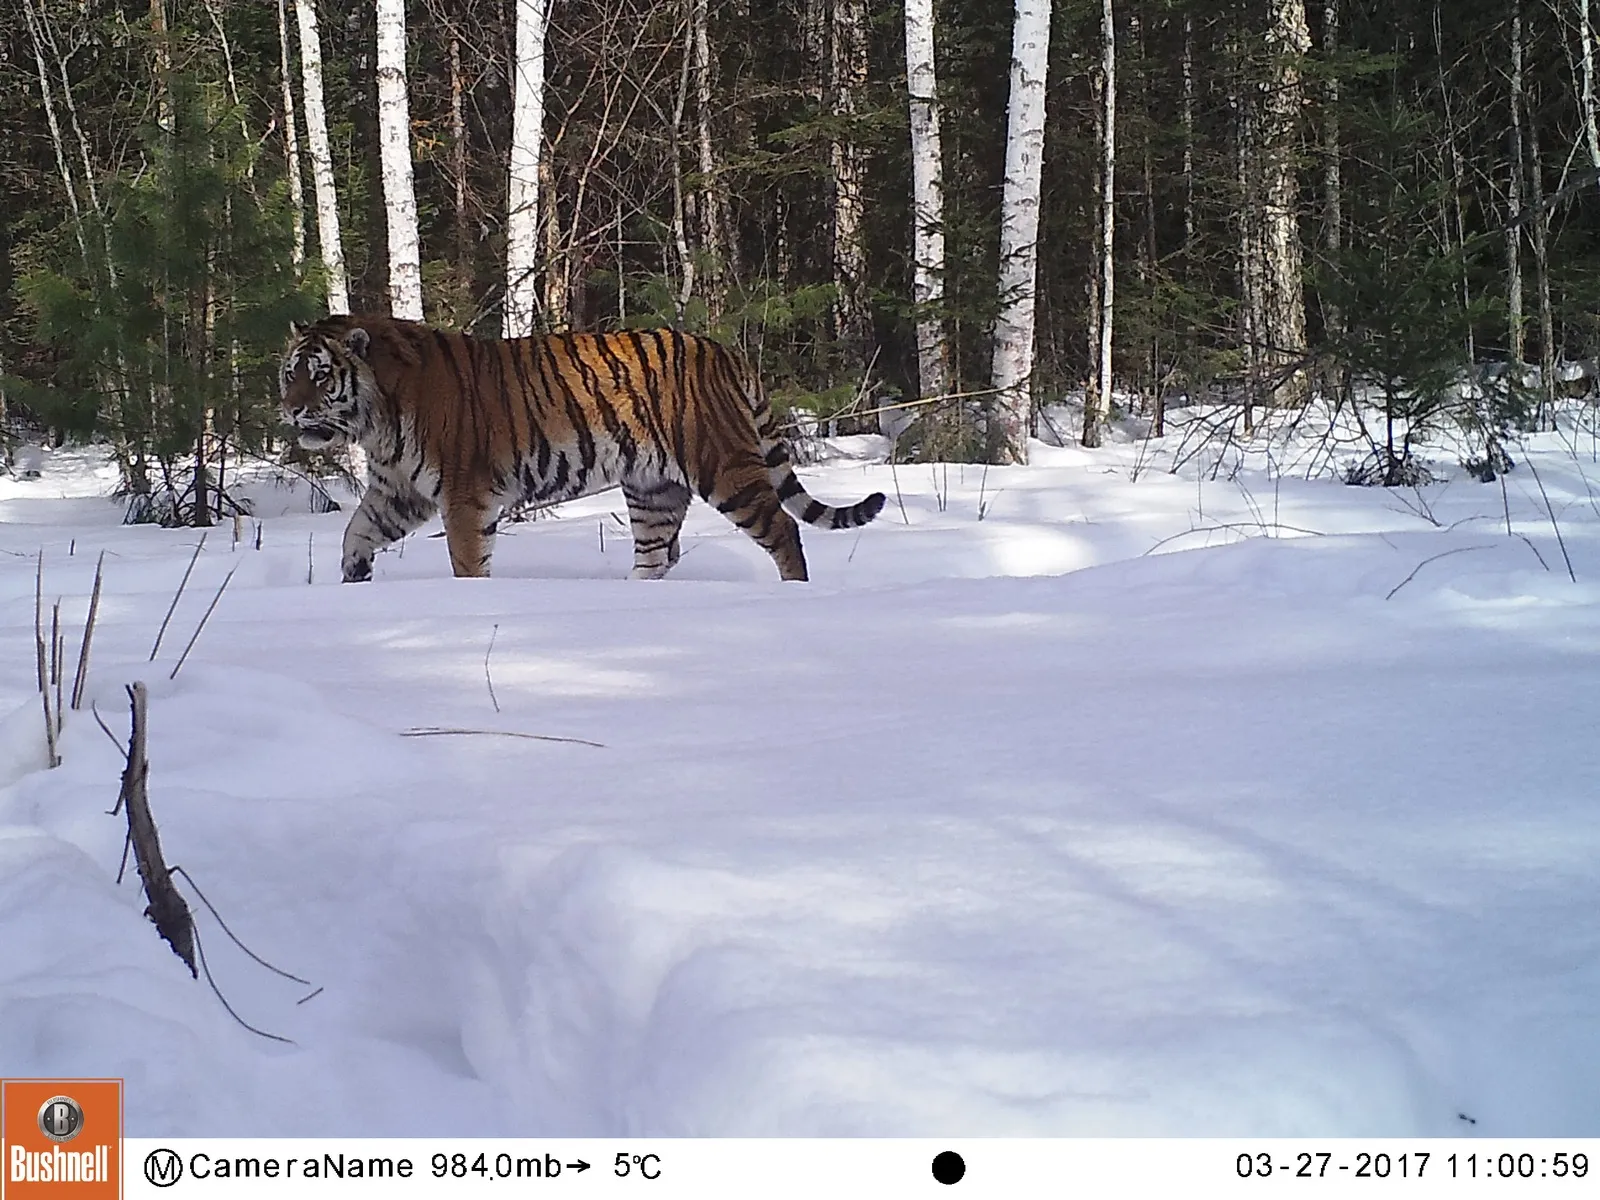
[{"left": 3, "top": 410, "right": 1600, "bottom": 1137}]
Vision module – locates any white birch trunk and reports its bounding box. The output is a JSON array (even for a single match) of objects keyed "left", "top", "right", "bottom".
[
  {"left": 276, "top": 0, "right": 307, "bottom": 269},
  {"left": 1582, "top": 0, "right": 1600, "bottom": 172},
  {"left": 904, "top": 0, "right": 948, "bottom": 412},
  {"left": 376, "top": 0, "right": 423, "bottom": 320},
  {"left": 693, "top": 0, "right": 729, "bottom": 318},
  {"left": 505, "top": 0, "right": 550, "bottom": 338},
  {"left": 830, "top": 0, "right": 869, "bottom": 353},
  {"left": 1526, "top": 89, "right": 1557, "bottom": 426},
  {"left": 294, "top": 0, "right": 350, "bottom": 314},
  {"left": 1321, "top": 0, "right": 1340, "bottom": 336},
  {"left": 989, "top": 0, "right": 1052, "bottom": 464},
  {"left": 671, "top": 10, "right": 696, "bottom": 316},
  {"left": 1082, "top": 0, "right": 1115, "bottom": 449},
  {"left": 1508, "top": 8, "right": 1526, "bottom": 363},
  {"left": 1260, "top": 0, "right": 1309, "bottom": 406}
]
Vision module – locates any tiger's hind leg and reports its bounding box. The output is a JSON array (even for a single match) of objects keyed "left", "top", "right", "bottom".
[
  {"left": 705, "top": 464, "right": 808, "bottom": 582},
  {"left": 623, "top": 480, "right": 691, "bottom": 579},
  {"left": 441, "top": 492, "right": 501, "bottom": 578}
]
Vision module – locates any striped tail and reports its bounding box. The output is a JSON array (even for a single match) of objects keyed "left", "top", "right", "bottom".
[{"left": 745, "top": 371, "right": 887, "bottom": 530}]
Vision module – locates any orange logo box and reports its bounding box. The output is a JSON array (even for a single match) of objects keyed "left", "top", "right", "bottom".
[{"left": 1, "top": 1081, "right": 121, "bottom": 1200}]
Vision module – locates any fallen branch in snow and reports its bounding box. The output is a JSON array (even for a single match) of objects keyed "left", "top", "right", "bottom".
[
  {"left": 114, "top": 682, "right": 197, "bottom": 978},
  {"left": 401, "top": 726, "right": 607, "bottom": 749},
  {"left": 1383, "top": 545, "right": 1494, "bottom": 601},
  {"left": 71, "top": 551, "right": 105, "bottom": 710},
  {"left": 150, "top": 534, "right": 207, "bottom": 661},
  {"left": 168, "top": 566, "right": 237, "bottom": 680}
]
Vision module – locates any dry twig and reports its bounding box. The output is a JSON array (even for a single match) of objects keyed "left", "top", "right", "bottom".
[
  {"left": 401, "top": 726, "right": 607, "bottom": 748},
  {"left": 71, "top": 552, "right": 105, "bottom": 710},
  {"left": 150, "top": 534, "right": 207, "bottom": 661},
  {"left": 169, "top": 566, "right": 237, "bottom": 680}
]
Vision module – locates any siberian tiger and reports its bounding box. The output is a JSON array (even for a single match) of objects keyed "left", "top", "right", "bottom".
[{"left": 277, "top": 316, "right": 885, "bottom": 583}]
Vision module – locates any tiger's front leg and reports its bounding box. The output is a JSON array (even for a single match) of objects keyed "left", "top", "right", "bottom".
[{"left": 341, "top": 474, "right": 438, "bottom": 582}]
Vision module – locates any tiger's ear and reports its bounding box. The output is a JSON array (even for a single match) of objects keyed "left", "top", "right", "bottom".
[
  {"left": 289, "top": 320, "right": 305, "bottom": 338},
  {"left": 344, "top": 327, "right": 371, "bottom": 360}
]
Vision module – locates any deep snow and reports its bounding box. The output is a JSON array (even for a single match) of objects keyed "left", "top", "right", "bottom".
[{"left": 3, "top": 411, "right": 1599, "bottom": 1136}]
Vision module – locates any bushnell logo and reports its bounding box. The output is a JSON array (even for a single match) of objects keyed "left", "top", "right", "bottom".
[
  {"left": 35, "top": 1100, "right": 83, "bottom": 1146},
  {"left": 1, "top": 1079, "right": 121, "bottom": 1198}
]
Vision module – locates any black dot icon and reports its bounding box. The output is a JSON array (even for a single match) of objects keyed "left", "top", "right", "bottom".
[{"left": 932, "top": 1150, "right": 966, "bottom": 1185}]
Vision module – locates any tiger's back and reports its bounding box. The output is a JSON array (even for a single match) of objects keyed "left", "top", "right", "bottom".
[{"left": 278, "top": 316, "right": 885, "bottom": 582}]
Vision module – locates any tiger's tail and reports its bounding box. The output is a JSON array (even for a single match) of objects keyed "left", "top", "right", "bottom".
[{"left": 742, "top": 371, "right": 887, "bottom": 531}]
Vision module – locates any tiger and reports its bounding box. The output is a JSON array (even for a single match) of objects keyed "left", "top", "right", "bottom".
[{"left": 277, "top": 315, "right": 885, "bottom": 583}]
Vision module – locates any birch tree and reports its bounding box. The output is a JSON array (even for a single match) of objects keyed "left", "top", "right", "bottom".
[
  {"left": 276, "top": 0, "right": 306, "bottom": 270},
  {"left": 693, "top": 0, "right": 729, "bottom": 319},
  {"left": 1507, "top": 6, "right": 1526, "bottom": 363},
  {"left": 505, "top": 0, "right": 550, "bottom": 338},
  {"left": 376, "top": 0, "right": 423, "bottom": 320},
  {"left": 1081, "top": 0, "right": 1116, "bottom": 449},
  {"left": 989, "top": 0, "right": 1052, "bottom": 464},
  {"left": 293, "top": 0, "right": 350, "bottom": 314},
  {"left": 1258, "top": 0, "right": 1309, "bottom": 407},
  {"left": 1582, "top": 0, "right": 1600, "bottom": 174},
  {"left": 830, "top": 0, "right": 870, "bottom": 357},
  {"left": 904, "top": 0, "right": 948, "bottom": 413}
]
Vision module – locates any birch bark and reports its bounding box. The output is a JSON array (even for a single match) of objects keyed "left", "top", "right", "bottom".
[
  {"left": 830, "top": 0, "right": 869, "bottom": 355},
  {"left": 505, "top": 0, "right": 550, "bottom": 338},
  {"left": 294, "top": 0, "right": 351, "bottom": 314},
  {"left": 376, "top": 0, "right": 424, "bottom": 320},
  {"left": 989, "top": 0, "right": 1052, "bottom": 464},
  {"left": 1082, "top": 0, "right": 1116, "bottom": 449},
  {"left": 276, "top": 0, "right": 307, "bottom": 269},
  {"left": 904, "top": 0, "right": 948, "bottom": 412}
]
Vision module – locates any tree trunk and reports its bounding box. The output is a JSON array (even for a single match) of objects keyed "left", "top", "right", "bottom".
[
  {"left": 294, "top": 0, "right": 351, "bottom": 314},
  {"left": 276, "top": 0, "right": 307, "bottom": 270},
  {"left": 693, "top": 0, "right": 729, "bottom": 320},
  {"left": 541, "top": 156, "right": 568, "bottom": 330},
  {"left": 989, "top": 0, "right": 1053, "bottom": 465},
  {"left": 830, "top": 0, "right": 870, "bottom": 360},
  {"left": 450, "top": 33, "right": 470, "bottom": 299},
  {"left": 1507, "top": 6, "right": 1526, "bottom": 363},
  {"left": 904, "top": 0, "right": 948, "bottom": 412},
  {"left": 1526, "top": 86, "right": 1556, "bottom": 428},
  {"left": 505, "top": 0, "right": 550, "bottom": 338},
  {"left": 376, "top": 0, "right": 424, "bottom": 320},
  {"left": 1582, "top": 0, "right": 1600, "bottom": 174},
  {"left": 1082, "top": 0, "right": 1115, "bottom": 449},
  {"left": 671, "top": 7, "right": 695, "bottom": 317},
  {"left": 1181, "top": 13, "right": 1195, "bottom": 258},
  {"left": 1320, "top": 0, "right": 1341, "bottom": 352},
  {"left": 149, "top": 0, "right": 174, "bottom": 133},
  {"left": 1258, "top": 0, "right": 1309, "bottom": 407}
]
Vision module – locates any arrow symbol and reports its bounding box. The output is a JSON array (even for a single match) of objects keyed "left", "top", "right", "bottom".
[{"left": 566, "top": 1160, "right": 591, "bottom": 1173}]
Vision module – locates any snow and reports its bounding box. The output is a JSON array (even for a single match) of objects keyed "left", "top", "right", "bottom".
[{"left": 3, "top": 412, "right": 1600, "bottom": 1137}]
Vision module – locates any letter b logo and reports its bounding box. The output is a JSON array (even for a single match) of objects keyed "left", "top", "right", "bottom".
[{"left": 38, "top": 1097, "right": 83, "bottom": 1144}]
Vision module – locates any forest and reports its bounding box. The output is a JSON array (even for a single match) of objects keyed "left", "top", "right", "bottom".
[{"left": 2, "top": 0, "right": 1599, "bottom": 522}]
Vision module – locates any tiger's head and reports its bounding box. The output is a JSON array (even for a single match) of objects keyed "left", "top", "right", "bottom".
[{"left": 278, "top": 323, "right": 377, "bottom": 450}]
